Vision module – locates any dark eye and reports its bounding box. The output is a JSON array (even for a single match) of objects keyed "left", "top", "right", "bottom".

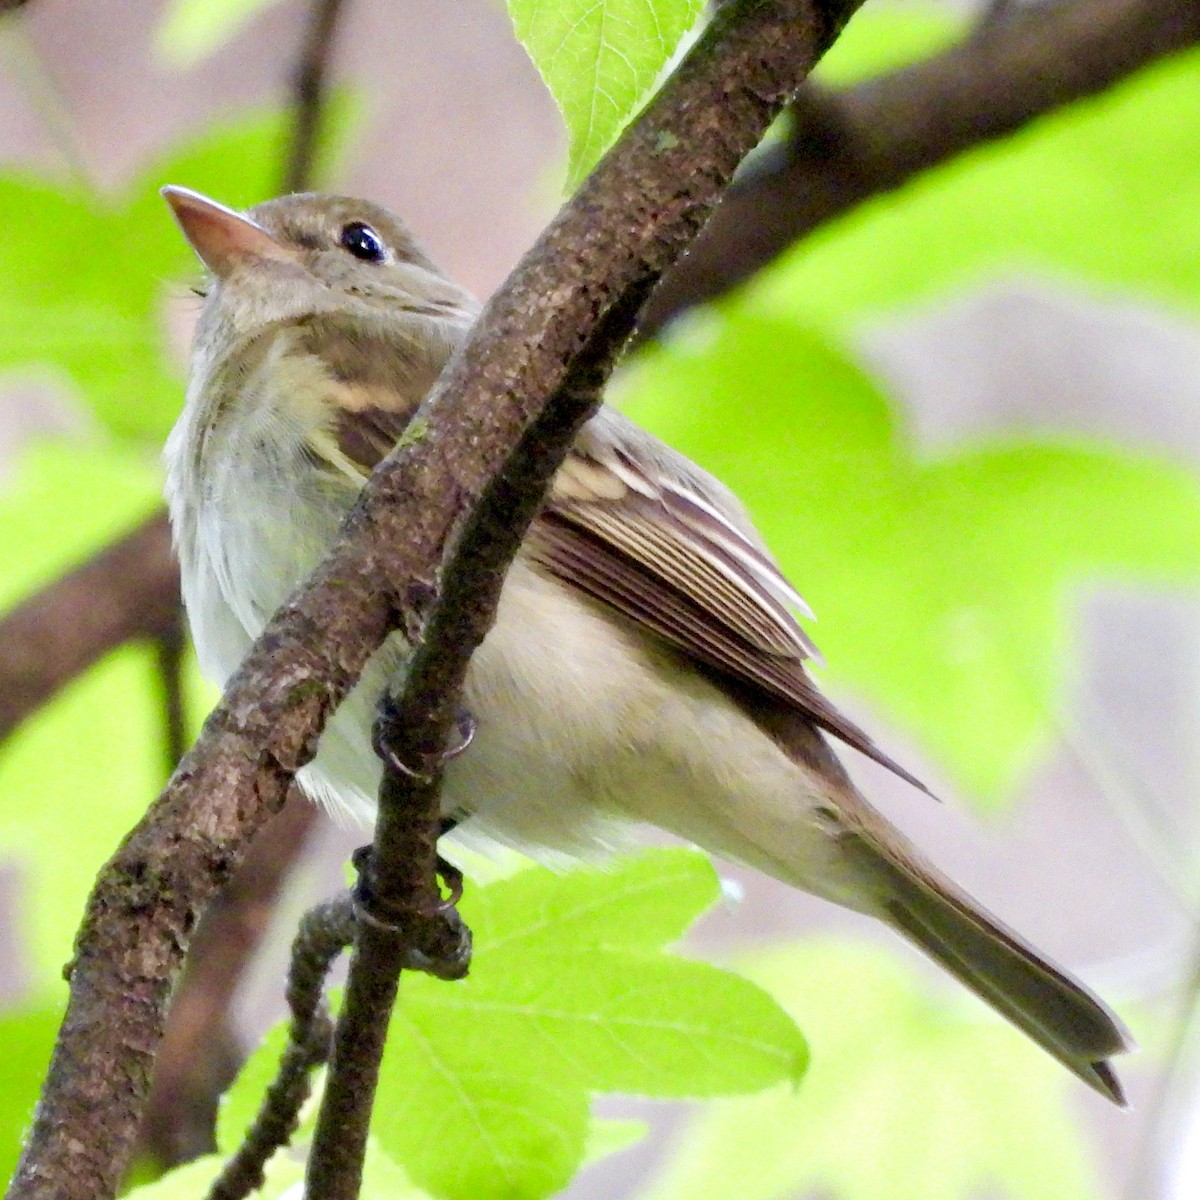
[{"left": 339, "top": 222, "right": 386, "bottom": 262}]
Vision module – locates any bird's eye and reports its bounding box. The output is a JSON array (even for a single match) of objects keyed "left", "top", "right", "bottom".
[{"left": 339, "top": 222, "right": 386, "bottom": 263}]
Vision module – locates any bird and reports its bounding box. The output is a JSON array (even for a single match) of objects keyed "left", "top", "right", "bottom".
[{"left": 161, "top": 184, "right": 1132, "bottom": 1104}]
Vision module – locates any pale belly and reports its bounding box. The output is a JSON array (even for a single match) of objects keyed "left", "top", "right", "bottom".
[{"left": 173, "top": 461, "right": 856, "bottom": 900}]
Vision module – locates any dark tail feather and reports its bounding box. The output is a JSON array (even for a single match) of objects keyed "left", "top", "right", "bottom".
[{"left": 847, "top": 833, "right": 1133, "bottom": 1105}]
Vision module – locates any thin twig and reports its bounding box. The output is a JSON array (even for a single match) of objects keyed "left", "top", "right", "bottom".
[
  {"left": 282, "top": 0, "right": 349, "bottom": 194},
  {"left": 207, "top": 894, "right": 357, "bottom": 1200},
  {"left": 7, "top": 3, "right": 866, "bottom": 1197}
]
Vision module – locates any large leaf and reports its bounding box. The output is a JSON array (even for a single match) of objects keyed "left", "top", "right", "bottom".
[
  {"left": 615, "top": 311, "right": 1200, "bottom": 801},
  {"left": 508, "top": 0, "right": 704, "bottom": 190},
  {"left": 372, "top": 849, "right": 806, "bottom": 1200},
  {"left": 642, "top": 939, "right": 1108, "bottom": 1200}
]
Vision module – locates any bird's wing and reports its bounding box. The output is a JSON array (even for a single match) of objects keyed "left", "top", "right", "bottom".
[
  {"left": 522, "top": 412, "right": 930, "bottom": 795},
  {"left": 320, "top": 401, "right": 928, "bottom": 795}
]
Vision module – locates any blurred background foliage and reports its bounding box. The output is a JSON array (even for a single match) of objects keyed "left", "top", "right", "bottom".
[{"left": 0, "top": 1, "right": 1198, "bottom": 1198}]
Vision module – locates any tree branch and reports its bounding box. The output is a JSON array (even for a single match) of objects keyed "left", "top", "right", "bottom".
[
  {"left": 641, "top": 0, "right": 1200, "bottom": 334},
  {"left": 0, "top": 512, "right": 178, "bottom": 743},
  {"left": 282, "top": 0, "right": 349, "bottom": 194},
  {"left": 138, "top": 795, "right": 317, "bottom": 1168},
  {"left": 2, "top": 0, "right": 1195, "bottom": 746},
  {"left": 304, "top": 278, "right": 654, "bottom": 1200},
  {"left": 7, "top": 3, "right": 865, "bottom": 1197},
  {"left": 207, "top": 893, "right": 354, "bottom": 1200}
]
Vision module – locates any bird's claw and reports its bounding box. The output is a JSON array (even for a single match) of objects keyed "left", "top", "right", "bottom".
[
  {"left": 350, "top": 845, "right": 471, "bottom": 980},
  {"left": 372, "top": 703, "right": 477, "bottom": 784}
]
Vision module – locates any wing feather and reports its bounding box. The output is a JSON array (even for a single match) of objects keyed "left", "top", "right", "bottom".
[{"left": 324, "top": 401, "right": 929, "bottom": 796}]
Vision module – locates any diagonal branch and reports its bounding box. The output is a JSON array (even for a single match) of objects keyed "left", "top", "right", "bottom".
[
  {"left": 1, "top": 0, "right": 1195, "bottom": 745},
  {"left": 641, "top": 0, "right": 1200, "bottom": 333},
  {"left": 7, "top": 3, "right": 865, "bottom": 1197},
  {"left": 0, "top": 511, "right": 178, "bottom": 743}
]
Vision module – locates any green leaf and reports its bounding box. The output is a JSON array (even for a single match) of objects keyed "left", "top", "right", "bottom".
[
  {"left": 616, "top": 309, "right": 1200, "bottom": 801},
  {"left": 372, "top": 850, "right": 806, "bottom": 1200},
  {"left": 155, "top": 0, "right": 288, "bottom": 68},
  {"left": 466, "top": 844, "right": 721, "bottom": 952},
  {"left": 642, "top": 939, "right": 1107, "bottom": 1200},
  {"left": 0, "top": 105, "right": 352, "bottom": 445},
  {"left": 582, "top": 1116, "right": 649, "bottom": 1166},
  {"left": 122, "top": 1152, "right": 306, "bottom": 1200},
  {"left": 750, "top": 13, "right": 1200, "bottom": 323},
  {"left": 215, "top": 1020, "right": 296, "bottom": 1154},
  {"left": 0, "top": 1001, "right": 65, "bottom": 1186},
  {"left": 213, "top": 1023, "right": 642, "bottom": 1197},
  {"left": 508, "top": 0, "right": 704, "bottom": 190},
  {"left": 813, "top": 4, "right": 965, "bottom": 86},
  {"left": 0, "top": 445, "right": 183, "bottom": 987}
]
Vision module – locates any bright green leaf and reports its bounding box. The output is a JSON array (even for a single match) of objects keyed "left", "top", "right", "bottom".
[
  {"left": 122, "top": 1151, "right": 305, "bottom": 1200},
  {"left": 155, "top": 0, "right": 288, "bottom": 68},
  {"left": 582, "top": 1116, "right": 649, "bottom": 1166},
  {"left": 464, "top": 845, "right": 720, "bottom": 952},
  {"left": 616, "top": 309, "right": 1200, "bottom": 801},
  {"left": 373, "top": 851, "right": 805, "bottom": 1200},
  {"left": 813, "top": 4, "right": 965, "bottom": 86},
  {"left": 642, "top": 939, "right": 1108, "bottom": 1200},
  {"left": 508, "top": 0, "right": 704, "bottom": 190}
]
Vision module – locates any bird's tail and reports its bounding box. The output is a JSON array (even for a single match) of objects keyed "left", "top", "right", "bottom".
[{"left": 840, "top": 824, "right": 1134, "bottom": 1104}]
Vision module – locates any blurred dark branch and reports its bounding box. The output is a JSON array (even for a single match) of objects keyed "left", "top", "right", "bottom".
[
  {"left": 642, "top": 0, "right": 1200, "bottom": 334},
  {"left": 0, "top": 512, "right": 179, "bottom": 743},
  {"left": 8, "top": 1, "right": 863, "bottom": 1195},
  {"left": 283, "top": 0, "right": 349, "bottom": 194},
  {"left": 152, "top": 611, "right": 189, "bottom": 776},
  {"left": 138, "top": 795, "right": 317, "bottom": 1169}
]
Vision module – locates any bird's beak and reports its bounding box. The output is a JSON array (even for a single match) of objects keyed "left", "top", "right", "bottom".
[{"left": 162, "top": 185, "right": 299, "bottom": 279}]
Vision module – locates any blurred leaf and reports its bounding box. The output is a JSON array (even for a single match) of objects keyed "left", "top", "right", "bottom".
[
  {"left": 813, "top": 4, "right": 965, "bottom": 85},
  {"left": 0, "top": 105, "right": 352, "bottom": 445},
  {"left": 642, "top": 939, "right": 1106, "bottom": 1200},
  {"left": 0, "top": 1000, "right": 64, "bottom": 1185},
  {"left": 582, "top": 1116, "right": 649, "bottom": 1166},
  {"left": 123, "top": 1151, "right": 305, "bottom": 1200},
  {"left": 508, "top": 0, "right": 704, "bottom": 190},
  {"left": 372, "top": 849, "right": 806, "bottom": 1200},
  {"left": 155, "top": 0, "right": 287, "bottom": 68},
  {"left": 751, "top": 13, "right": 1200, "bottom": 322},
  {"left": 0, "top": 446, "right": 174, "bottom": 985},
  {"left": 616, "top": 309, "right": 1200, "bottom": 801}
]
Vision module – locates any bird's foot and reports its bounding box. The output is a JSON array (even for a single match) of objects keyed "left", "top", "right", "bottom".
[
  {"left": 350, "top": 844, "right": 471, "bottom": 981},
  {"left": 371, "top": 700, "right": 477, "bottom": 785}
]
